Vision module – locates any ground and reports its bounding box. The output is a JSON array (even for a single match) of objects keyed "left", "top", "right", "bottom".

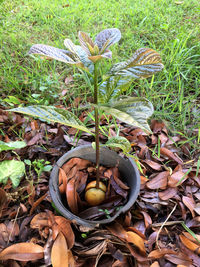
[{"left": 0, "top": 0, "right": 200, "bottom": 266}]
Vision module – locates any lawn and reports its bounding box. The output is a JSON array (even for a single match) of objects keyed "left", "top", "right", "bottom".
[
  {"left": 0, "top": 0, "right": 199, "bottom": 135},
  {"left": 0, "top": 0, "right": 200, "bottom": 266}
]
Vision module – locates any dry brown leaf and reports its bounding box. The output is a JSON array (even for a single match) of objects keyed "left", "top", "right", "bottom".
[
  {"left": 140, "top": 211, "right": 152, "bottom": 228},
  {"left": 0, "top": 242, "right": 44, "bottom": 261},
  {"left": 143, "top": 160, "right": 162, "bottom": 171},
  {"left": 165, "top": 252, "right": 192, "bottom": 265},
  {"left": 0, "top": 188, "right": 7, "bottom": 210},
  {"left": 51, "top": 232, "right": 69, "bottom": 267},
  {"left": 30, "top": 212, "right": 49, "bottom": 229},
  {"left": 148, "top": 248, "right": 176, "bottom": 259},
  {"left": 126, "top": 231, "right": 146, "bottom": 254},
  {"left": 6, "top": 221, "right": 19, "bottom": 242},
  {"left": 168, "top": 170, "right": 188, "bottom": 187},
  {"left": 59, "top": 168, "right": 68, "bottom": 194},
  {"left": 182, "top": 231, "right": 200, "bottom": 244},
  {"left": 66, "top": 176, "right": 78, "bottom": 214},
  {"left": 62, "top": 158, "right": 91, "bottom": 174},
  {"left": 29, "top": 192, "right": 48, "bottom": 215},
  {"left": 158, "top": 187, "right": 177, "bottom": 200},
  {"left": 146, "top": 171, "right": 169, "bottom": 189},
  {"left": 55, "top": 216, "right": 75, "bottom": 249},
  {"left": 160, "top": 147, "right": 183, "bottom": 165},
  {"left": 150, "top": 261, "right": 160, "bottom": 267},
  {"left": 107, "top": 222, "right": 128, "bottom": 241},
  {"left": 182, "top": 196, "right": 195, "bottom": 217},
  {"left": 194, "top": 203, "right": 200, "bottom": 215},
  {"left": 140, "top": 176, "right": 148, "bottom": 185},
  {"left": 68, "top": 250, "right": 76, "bottom": 267},
  {"left": 180, "top": 234, "right": 200, "bottom": 254},
  {"left": 127, "top": 226, "right": 146, "bottom": 239}
]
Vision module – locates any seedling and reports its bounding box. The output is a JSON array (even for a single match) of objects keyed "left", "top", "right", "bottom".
[{"left": 10, "top": 28, "right": 163, "bottom": 205}]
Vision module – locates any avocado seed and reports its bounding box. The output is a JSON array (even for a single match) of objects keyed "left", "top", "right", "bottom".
[{"left": 85, "top": 181, "right": 106, "bottom": 206}]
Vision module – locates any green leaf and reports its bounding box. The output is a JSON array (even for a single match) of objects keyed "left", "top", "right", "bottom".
[
  {"left": 105, "top": 136, "right": 131, "bottom": 153},
  {"left": 109, "top": 48, "right": 164, "bottom": 79},
  {"left": 43, "top": 165, "right": 52, "bottom": 172},
  {"left": 97, "top": 97, "right": 154, "bottom": 133},
  {"left": 9, "top": 106, "right": 92, "bottom": 134},
  {"left": 0, "top": 160, "right": 25, "bottom": 188},
  {"left": 28, "top": 44, "right": 79, "bottom": 65},
  {"left": 0, "top": 141, "right": 27, "bottom": 152},
  {"left": 3, "top": 96, "right": 21, "bottom": 105},
  {"left": 95, "top": 28, "right": 121, "bottom": 52}
]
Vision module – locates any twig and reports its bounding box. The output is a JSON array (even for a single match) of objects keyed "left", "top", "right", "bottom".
[
  {"left": 156, "top": 203, "right": 177, "bottom": 249},
  {"left": 152, "top": 220, "right": 183, "bottom": 227},
  {"left": 7, "top": 206, "right": 20, "bottom": 245}
]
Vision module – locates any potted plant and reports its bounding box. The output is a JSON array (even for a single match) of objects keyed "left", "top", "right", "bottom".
[{"left": 10, "top": 28, "right": 163, "bottom": 227}]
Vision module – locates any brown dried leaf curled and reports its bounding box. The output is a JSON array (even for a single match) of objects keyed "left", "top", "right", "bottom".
[{"left": 0, "top": 242, "right": 44, "bottom": 261}]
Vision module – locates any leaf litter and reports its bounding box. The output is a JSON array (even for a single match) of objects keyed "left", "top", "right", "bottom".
[{"left": 0, "top": 105, "right": 200, "bottom": 266}]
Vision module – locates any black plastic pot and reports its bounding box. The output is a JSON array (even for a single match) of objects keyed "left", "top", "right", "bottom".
[{"left": 49, "top": 145, "right": 140, "bottom": 228}]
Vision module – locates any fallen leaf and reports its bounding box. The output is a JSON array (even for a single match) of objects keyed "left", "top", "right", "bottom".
[
  {"left": 0, "top": 242, "right": 44, "bottom": 261},
  {"left": 168, "top": 170, "right": 188, "bottom": 187},
  {"left": 179, "top": 234, "right": 200, "bottom": 254},
  {"left": 182, "top": 196, "right": 195, "bottom": 217},
  {"left": 30, "top": 192, "right": 48, "bottom": 215},
  {"left": 165, "top": 252, "right": 192, "bottom": 265},
  {"left": 51, "top": 232, "right": 68, "bottom": 267},
  {"left": 107, "top": 222, "right": 128, "bottom": 241},
  {"left": 182, "top": 231, "right": 200, "bottom": 244},
  {"left": 140, "top": 176, "right": 148, "bottom": 185},
  {"left": 194, "top": 203, "right": 200, "bottom": 215},
  {"left": 148, "top": 248, "right": 176, "bottom": 259},
  {"left": 62, "top": 158, "right": 91, "bottom": 174},
  {"left": 55, "top": 216, "right": 75, "bottom": 249},
  {"left": 6, "top": 221, "right": 19, "bottom": 242},
  {"left": 150, "top": 262, "right": 160, "bottom": 267},
  {"left": 146, "top": 171, "right": 169, "bottom": 189},
  {"left": 0, "top": 188, "right": 7, "bottom": 216},
  {"left": 59, "top": 168, "right": 68, "bottom": 194},
  {"left": 158, "top": 187, "right": 177, "bottom": 200},
  {"left": 64, "top": 75, "right": 73, "bottom": 85},
  {"left": 143, "top": 160, "right": 162, "bottom": 171},
  {"left": 66, "top": 175, "right": 78, "bottom": 214},
  {"left": 160, "top": 147, "right": 183, "bottom": 165},
  {"left": 30, "top": 212, "right": 49, "bottom": 229},
  {"left": 140, "top": 211, "right": 152, "bottom": 228},
  {"left": 126, "top": 231, "right": 146, "bottom": 254}
]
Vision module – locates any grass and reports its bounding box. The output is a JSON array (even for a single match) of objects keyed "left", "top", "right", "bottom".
[{"left": 0, "top": 0, "right": 199, "bottom": 142}]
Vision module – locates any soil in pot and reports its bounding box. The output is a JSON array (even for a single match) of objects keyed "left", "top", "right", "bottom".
[{"left": 58, "top": 157, "right": 130, "bottom": 221}]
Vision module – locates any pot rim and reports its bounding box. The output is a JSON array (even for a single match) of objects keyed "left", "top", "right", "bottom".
[{"left": 49, "top": 145, "right": 140, "bottom": 227}]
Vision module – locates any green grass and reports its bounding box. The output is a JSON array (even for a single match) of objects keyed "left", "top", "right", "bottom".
[{"left": 0, "top": 0, "right": 199, "bottom": 140}]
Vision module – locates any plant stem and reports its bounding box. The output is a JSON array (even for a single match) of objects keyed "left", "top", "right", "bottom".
[{"left": 94, "top": 63, "right": 100, "bottom": 189}]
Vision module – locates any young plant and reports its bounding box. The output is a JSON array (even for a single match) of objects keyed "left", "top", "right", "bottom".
[{"left": 10, "top": 28, "right": 164, "bottom": 205}]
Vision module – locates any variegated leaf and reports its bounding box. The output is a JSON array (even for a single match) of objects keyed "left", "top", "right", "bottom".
[
  {"left": 78, "top": 31, "right": 95, "bottom": 55},
  {"left": 74, "top": 45, "right": 94, "bottom": 72},
  {"left": 95, "top": 28, "right": 121, "bottom": 52},
  {"left": 105, "top": 136, "right": 131, "bottom": 153},
  {"left": 9, "top": 106, "right": 92, "bottom": 134},
  {"left": 99, "top": 76, "right": 132, "bottom": 103},
  {"left": 28, "top": 44, "right": 77, "bottom": 64},
  {"left": 88, "top": 50, "right": 112, "bottom": 63},
  {"left": 64, "top": 39, "right": 80, "bottom": 58},
  {"left": 109, "top": 48, "right": 164, "bottom": 78},
  {"left": 64, "top": 39, "right": 94, "bottom": 71},
  {"left": 97, "top": 97, "right": 154, "bottom": 133}
]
